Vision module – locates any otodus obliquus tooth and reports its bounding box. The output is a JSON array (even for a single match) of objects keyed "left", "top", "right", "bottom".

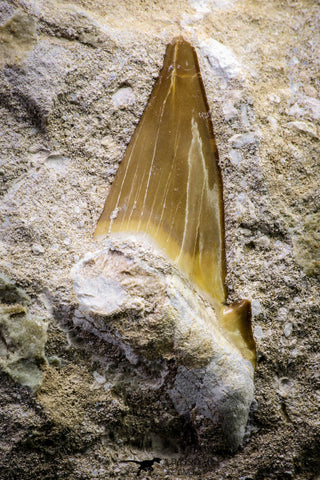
[{"left": 95, "top": 37, "right": 256, "bottom": 367}]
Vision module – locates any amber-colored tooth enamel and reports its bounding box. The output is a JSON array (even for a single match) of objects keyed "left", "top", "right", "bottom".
[
  {"left": 95, "top": 37, "right": 256, "bottom": 366},
  {"left": 95, "top": 37, "right": 226, "bottom": 304},
  {"left": 221, "top": 300, "right": 256, "bottom": 367}
]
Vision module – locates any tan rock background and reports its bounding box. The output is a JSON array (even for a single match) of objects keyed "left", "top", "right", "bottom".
[{"left": 0, "top": 0, "right": 319, "bottom": 479}]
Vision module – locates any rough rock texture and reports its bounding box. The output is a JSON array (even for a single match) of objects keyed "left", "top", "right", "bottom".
[
  {"left": 72, "top": 237, "right": 254, "bottom": 451},
  {"left": 0, "top": 0, "right": 319, "bottom": 479},
  {"left": 0, "top": 274, "right": 48, "bottom": 391}
]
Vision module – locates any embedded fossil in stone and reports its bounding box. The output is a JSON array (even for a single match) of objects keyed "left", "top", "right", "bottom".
[
  {"left": 95, "top": 37, "right": 255, "bottom": 368},
  {"left": 73, "top": 37, "right": 256, "bottom": 450}
]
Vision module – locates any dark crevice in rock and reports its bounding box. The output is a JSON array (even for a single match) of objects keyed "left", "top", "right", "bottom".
[{"left": 0, "top": 78, "right": 48, "bottom": 133}]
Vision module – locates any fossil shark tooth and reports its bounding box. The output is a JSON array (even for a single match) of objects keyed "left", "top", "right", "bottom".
[
  {"left": 73, "top": 37, "right": 257, "bottom": 450},
  {"left": 95, "top": 37, "right": 256, "bottom": 366}
]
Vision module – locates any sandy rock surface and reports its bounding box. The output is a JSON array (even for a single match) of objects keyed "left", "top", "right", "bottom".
[
  {"left": 0, "top": 0, "right": 319, "bottom": 479},
  {"left": 72, "top": 237, "right": 255, "bottom": 451}
]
